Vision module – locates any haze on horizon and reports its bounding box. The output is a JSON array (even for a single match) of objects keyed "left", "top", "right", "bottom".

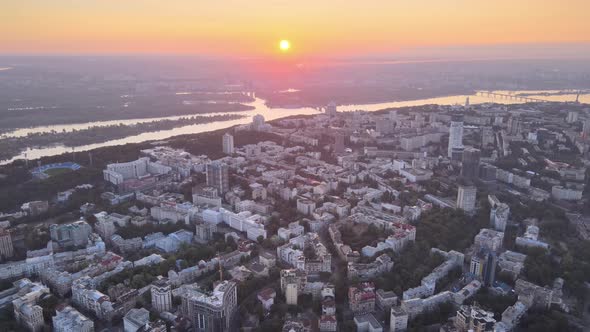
[{"left": 2, "top": 0, "right": 590, "bottom": 59}]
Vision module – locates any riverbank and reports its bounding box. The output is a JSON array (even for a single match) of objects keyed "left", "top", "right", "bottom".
[
  {"left": 261, "top": 86, "right": 475, "bottom": 109},
  {"left": 0, "top": 114, "right": 246, "bottom": 161},
  {"left": 2, "top": 89, "right": 590, "bottom": 164},
  {"left": 0, "top": 100, "right": 254, "bottom": 131}
]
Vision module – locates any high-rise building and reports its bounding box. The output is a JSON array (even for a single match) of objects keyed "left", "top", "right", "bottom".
[
  {"left": 195, "top": 222, "right": 217, "bottom": 243},
  {"left": 481, "top": 126, "right": 494, "bottom": 148},
  {"left": 180, "top": 281, "right": 237, "bottom": 332},
  {"left": 94, "top": 219, "right": 116, "bottom": 242},
  {"left": 0, "top": 229, "right": 14, "bottom": 260},
  {"left": 474, "top": 229, "right": 504, "bottom": 253},
  {"left": 507, "top": 116, "right": 521, "bottom": 136},
  {"left": 52, "top": 306, "right": 94, "bottom": 332},
  {"left": 566, "top": 111, "right": 579, "bottom": 123},
  {"left": 457, "top": 185, "right": 476, "bottom": 213},
  {"left": 494, "top": 116, "right": 503, "bottom": 126},
  {"left": 222, "top": 133, "right": 234, "bottom": 155},
  {"left": 469, "top": 249, "right": 497, "bottom": 286},
  {"left": 206, "top": 162, "right": 229, "bottom": 194},
  {"left": 285, "top": 283, "right": 298, "bottom": 305},
  {"left": 461, "top": 147, "right": 481, "bottom": 180},
  {"left": 479, "top": 164, "right": 497, "bottom": 182},
  {"left": 252, "top": 114, "right": 266, "bottom": 131},
  {"left": 326, "top": 102, "right": 337, "bottom": 116},
  {"left": 411, "top": 114, "right": 425, "bottom": 128},
  {"left": 50, "top": 220, "right": 92, "bottom": 248},
  {"left": 333, "top": 133, "right": 345, "bottom": 153},
  {"left": 151, "top": 278, "right": 172, "bottom": 313},
  {"left": 489, "top": 201, "right": 510, "bottom": 232},
  {"left": 376, "top": 118, "right": 394, "bottom": 134},
  {"left": 448, "top": 115, "right": 464, "bottom": 158},
  {"left": 390, "top": 307, "right": 408, "bottom": 332},
  {"left": 582, "top": 119, "right": 590, "bottom": 138},
  {"left": 389, "top": 110, "right": 398, "bottom": 124}
]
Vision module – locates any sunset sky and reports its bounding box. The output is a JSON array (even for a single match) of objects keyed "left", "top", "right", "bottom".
[{"left": 2, "top": 0, "right": 589, "bottom": 58}]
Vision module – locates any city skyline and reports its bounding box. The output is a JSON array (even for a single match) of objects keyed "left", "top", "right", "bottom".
[{"left": 1, "top": 2, "right": 589, "bottom": 331}]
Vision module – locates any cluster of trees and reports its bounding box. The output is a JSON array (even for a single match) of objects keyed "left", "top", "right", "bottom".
[
  {"left": 507, "top": 198, "right": 590, "bottom": 299},
  {"left": 519, "top": 309, "right": 580, "bottom": 332},
  {"left": 248, "top": 273, "right": 303, "bottom": 332},
  {"left": 495, "top": 141, "right": 548, "bottom": 173},
  {"left": 380, "top": 188, "right": 400, "bottom": 202},
  {"left": 407, "top": 302, "right": 455, "bottom": 331},
  {"left": 23, "top": 226, "right": 51, "bottom": 251},
  {"left": 303, "top": 243, "right": 317, "bottom": 260},
  {"left": 416, "top": 207, "right": 489, "bottom": 252},
  {"left": 1, "top": 95, "right": 254, "bottom": 131},
  {"left": 0, "top": 279, "right": 14, "bottom": 292},
  {"left": 237, "top": 268, "right": 280, "bottom": 302},
  {"left": 465, "top": 288, "right": 517, "bottom": 319},
  {"left": 339, "top": 223, "right": 384, "bottom": 251},
  {"left": 523, "top": 248, "right": 559, "bottom": 287},
  {"left": 115, "top": 222, "right": 191, "bottom": 240},
  {"left": 434, "top": 266, "right": 462, "bottom": 293},
  {"left": 100, "top": 255, "right": 183, "bottom": 292},
  {"left": 0, "top": 309, "right": 24, "bottom": 331},
  {"left": 100, "top": 262, "right": 169, "bottom": 292},
  {"left": 174, "top": 237, "right": 235, "bottom": 269},
  {"left": 174, "top": 244, "right": 217, "bottom": 269},
  {"left": 420, "top": 179, "right": 454, "bottom": 198},
  {"left": 38, "top": 294, "right": 60, "bottom": 323},
  {"left": 100, "top": 239, "right": 227, "bottom": 292},
  {"left": 523, "top": 240, "right": 590, "bottom": 301},
  {"left": 168, "top": 129, "right": 282, "bottom": 161},
  {"left": 0, "top": 167, "right": 102, "bottom": 212},
  {"left": 375, "top": 207, "right": 489, "bottom": 296},
  {"left": 374, "top": 242, "right": 444, "bottom": 295},
  {"left": 399, "top": 190, "right": 421, "bottom": 207},
  {"left": 266, "top": 199, "right": 299, "bottom": 236},
  {"left": 256, "top": 303, "right": 287, "bottom": 332}
]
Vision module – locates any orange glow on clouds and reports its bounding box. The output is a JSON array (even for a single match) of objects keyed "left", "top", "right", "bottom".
[{"left": 1, "top": 0, "right": 589, "bottom": 56}]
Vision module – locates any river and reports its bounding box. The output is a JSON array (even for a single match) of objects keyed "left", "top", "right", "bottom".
[{"left": 1, "top": 90, "right": 587, "bottom": 165}]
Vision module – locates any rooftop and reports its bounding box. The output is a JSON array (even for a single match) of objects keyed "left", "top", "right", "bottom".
[
  {"left": 181, "top": 280, "right": 236, "bottom": 308},
  {"left": 354, "top": 313, "right": 382, "bottom": 329}
]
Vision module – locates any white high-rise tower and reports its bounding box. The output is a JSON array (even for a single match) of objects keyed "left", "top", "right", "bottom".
[
  {"left": 326, "top": 102, "right": 337, "bottom": 116},
  {"left": 222, "top": 133, "right": 234, "bottom": 155},
  {"left": 151, "top": 278, "right": 172, "bottom": 313},
  {"left": 457, "top": 185, "right": 476, "bottom": 213},
  {"left": 448, "top": 115, "right": 464, "bottom": 158}
]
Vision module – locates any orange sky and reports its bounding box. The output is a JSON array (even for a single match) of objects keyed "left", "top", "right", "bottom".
[{"left": 1, "top": 0, "right": 589, "bottom": 57}]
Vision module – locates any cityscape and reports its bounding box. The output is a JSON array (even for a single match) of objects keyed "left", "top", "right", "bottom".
[{"left": 1, "top": 1, "right": 590, "bottom": 332}]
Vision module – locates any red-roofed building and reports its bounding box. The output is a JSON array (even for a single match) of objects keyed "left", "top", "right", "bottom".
[
  {"left": 319, "top": 314, "right": 337, "bottom": 332},
  {"left": 257, "top": 287, "right": 276, "bottom": 311},
  {"left": 348, "top": 282, "right": 376, "bottom": 315}
]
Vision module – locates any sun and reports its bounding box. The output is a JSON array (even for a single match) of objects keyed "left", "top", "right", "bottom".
[{"left": 279, "top": 40, "right": 291, "bottom": 52}]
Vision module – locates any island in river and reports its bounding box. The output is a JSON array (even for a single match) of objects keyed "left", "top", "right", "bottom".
[{"left": 0, "top": 114, "right": 246, "bottom": 161}]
